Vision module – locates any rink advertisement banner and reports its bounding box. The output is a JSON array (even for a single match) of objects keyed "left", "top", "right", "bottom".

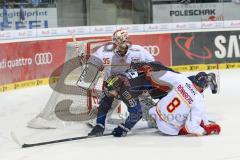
[
  {"left": 0, "top": 33, "right": 171, "bottom": 86},
  {"left": 130, "top": 34, "right": 171, "bottom": 66},
  {"left": 171, "top": 30, "right": 240, "bottom": 65},
  {"left": 0, "top": 8, "right": 57, "bottom": 30},
  {"left": 2, "top": 20, "right": 240, "bottom": 41},
  {"left": 0, "top": 39, "right": 67, "bottom": 85},
  {"left": 152, "top": 2, "right": 240, "bottom": 23}
]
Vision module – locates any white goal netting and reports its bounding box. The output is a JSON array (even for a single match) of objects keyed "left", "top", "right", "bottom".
[{"left": 27, "top": 39, "right": 112, "bottom": 129}]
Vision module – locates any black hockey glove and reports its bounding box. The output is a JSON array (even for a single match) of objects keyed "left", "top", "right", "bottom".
[
  {"left": 112, "top": 124, "right": 130, "bottom": 137},
  {"left": 88, "top": 124, "right": 105, "bottom": 137}
]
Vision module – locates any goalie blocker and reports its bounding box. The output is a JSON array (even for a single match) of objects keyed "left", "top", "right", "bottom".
[{"left": 77, "top": 55, "right": 104, "bottom": 90}]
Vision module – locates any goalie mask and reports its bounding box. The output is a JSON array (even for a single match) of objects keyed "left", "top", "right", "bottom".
[{"left": 112, "top": 29, "right": 130, "bottom": 57}]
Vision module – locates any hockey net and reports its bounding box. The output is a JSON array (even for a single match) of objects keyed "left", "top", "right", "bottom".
[{"left": 27, "top": 39, "right": 113, "bottom": 129}]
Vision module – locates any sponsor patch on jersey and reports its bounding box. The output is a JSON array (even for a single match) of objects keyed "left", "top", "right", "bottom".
[{"left": 177, "top": 85, "right": 193, "bottom": 104}]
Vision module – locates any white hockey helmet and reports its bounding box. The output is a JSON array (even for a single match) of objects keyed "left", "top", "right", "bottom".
[{"left": 112, "top": 29, "right": 130, "bottom": 55}]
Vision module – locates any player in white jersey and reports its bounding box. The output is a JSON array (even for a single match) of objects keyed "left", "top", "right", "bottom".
[
  {"left": 146, "top": 70, "right": 221, "bottom": 136},
  {"left": 88, "top": 29, "right": 154, "bottom": 136}
]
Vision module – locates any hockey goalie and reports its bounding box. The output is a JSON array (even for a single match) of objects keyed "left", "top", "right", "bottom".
[{"left": 77, "top": 29, "right": 154, "bottom": 130}]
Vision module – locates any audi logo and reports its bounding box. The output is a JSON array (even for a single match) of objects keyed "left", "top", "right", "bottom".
[
  {"left": 143, "top": 45, "right": 160, "bottom": 56},
  {"left": 35, "top": 52, "right": 53, "bottom": 65}
]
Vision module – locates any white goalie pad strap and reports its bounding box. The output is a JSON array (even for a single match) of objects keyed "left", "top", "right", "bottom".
[{"left": 77, "top": 56, "right": 103, "bottom": 90}]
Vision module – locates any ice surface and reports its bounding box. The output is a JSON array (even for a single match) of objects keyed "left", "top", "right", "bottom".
[{"left": 0, "top": 69, "right": 240, "bottom": 160}]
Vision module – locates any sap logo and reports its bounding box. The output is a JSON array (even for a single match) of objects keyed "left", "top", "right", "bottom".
[{"left": 214, "top": 35, "right": 240, "bottom": 58}]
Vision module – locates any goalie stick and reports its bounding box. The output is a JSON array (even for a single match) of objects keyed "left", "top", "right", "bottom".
[{"left": 11, "top": 131, "right": 112, "bottom": 148}]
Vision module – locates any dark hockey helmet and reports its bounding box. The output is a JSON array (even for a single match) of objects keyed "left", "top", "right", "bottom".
[{"left": 189, "top": 72, "right": 209, "bottom": 89}]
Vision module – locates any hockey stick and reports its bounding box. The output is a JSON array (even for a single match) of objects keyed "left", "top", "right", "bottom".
[{"left": 11, "top": 132, "right": 112, "bottom": 148}]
